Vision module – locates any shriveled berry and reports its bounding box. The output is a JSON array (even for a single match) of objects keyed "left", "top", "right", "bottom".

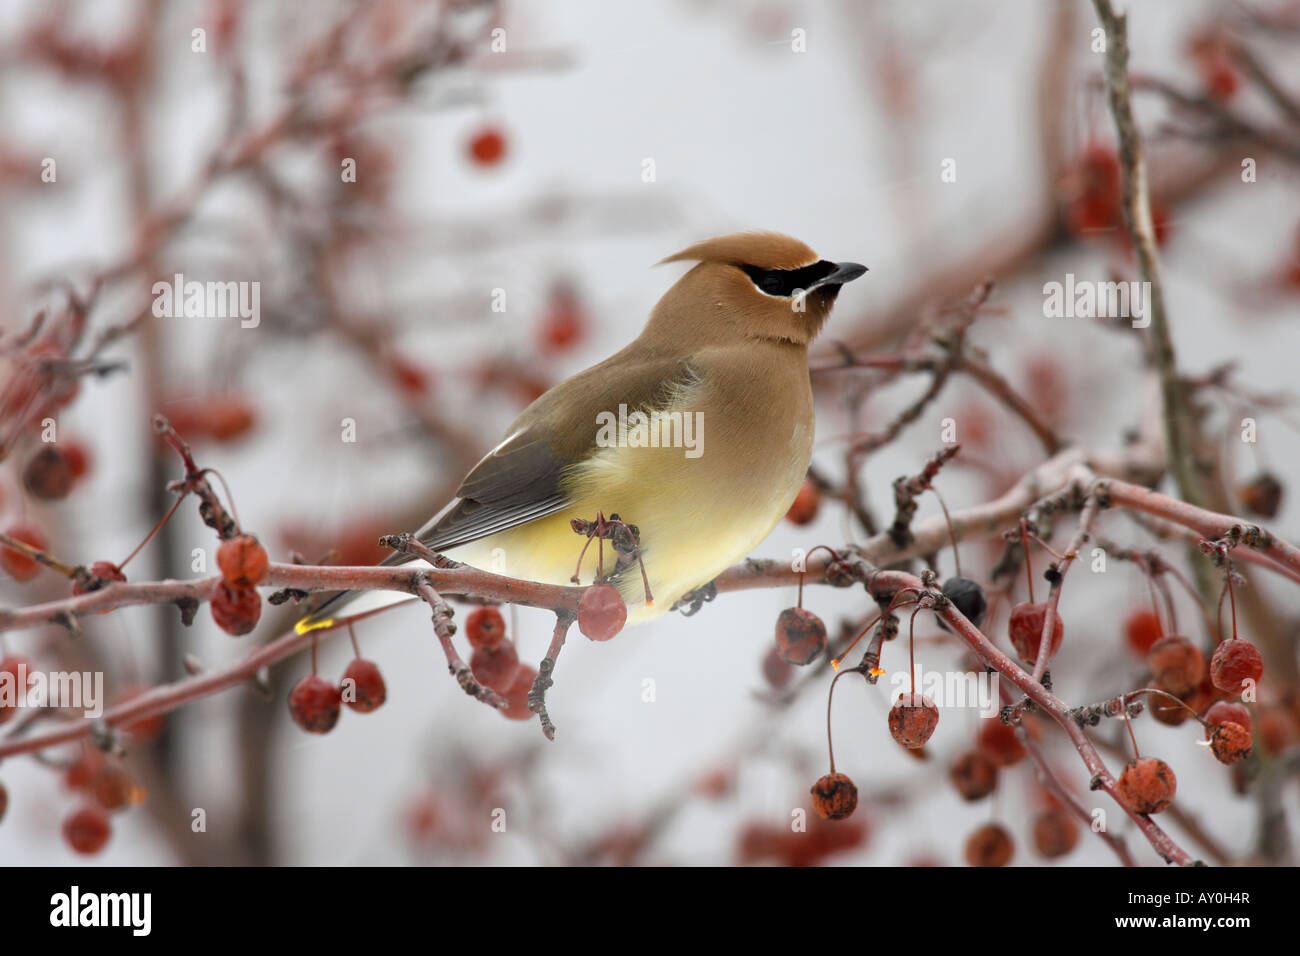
[
  {"left": 1147, "top": 636, "right": 1204, "bottom": 697},
  {"left": 1237, "top": 472, "right": 1283, "bottom": 518},
  {"left": 784, "top": 479, "right": 820, "bottom": 526},
  {"left": 949, "top": 750, "right": 998, "bottom": 801},
  {"left": 1209, "top": 639, "right": 1263, "bottom": 694},
  {"left": 964, "top": 822, "right": 1014, "bottom": 867},
  {"left": 23, "top": 446, "right": 74, "bottom": 500},
  {"left": 217, "top": 534, "right": 268, "bottom": 589},
  {"left": 578, "top": 584, "right": 626, "bottom": 641},
  {"left": 1, "top": 522, "right": 47, "bottom": 582},
  {"left": 501, "top": 664, "right": 537, "bottom": 721},
  {"left": 288, "top": 675, "right": 342, "bottom": 734},
  {"left": 977, "top": 719, "right": 1026, "bottom": 767},
  {"left": 0, "top": 656, "right": 35, "bottom": 725},
  {"left": 341, "top": 658, "right": 387, "bottom": 713},
  {"left": 936, "top": 576, "right": 988, "bottom": 632},
  {"left": 465, "top": 606, "right": 507, "bottom": 650},
  {"left": 1008, "top": 602, "right": 1064, "bottom": 662},
  {"left": 1203, "top": 700, "right": 1252, "bottom": 738},
  {"left": 71, "top": 561, "right": 126, "bottom": 596},
  {"left": 1117, "top": 757, "right": 1176, "bottom": 814},
  {"left": 775, "top": 606, "right": 827, "bottom": 665},
  {"left": 1210, "top": 721, "right": 1252, "bottom": 765},
  {"left": 1123, "top": 607, "right": 1164, "bottom": 656},
  {"left": 888, "top": 693, "right": 939, "bottom": 749},
  {"left": 1032, "top": 807, "right": 1080, "bottom": 858},
  {"left": 810, "top": 772, "right": 858, "bottom": 821},
  {"left": 210, "top": 583, "right": 262, "bottom": 636},
  {"left": 63, "top": 803, "right": 111, "bottom": 854},
  {"left": 761, "top": 645, "right": 794, "bottom": 689},
  {"left": 470, "top": 641, "right": 521, "bottom": 693}
]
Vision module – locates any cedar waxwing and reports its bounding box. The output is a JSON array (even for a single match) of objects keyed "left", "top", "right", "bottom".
[{"left": 297, "top": 232, "right": 865, "bottom": 633}]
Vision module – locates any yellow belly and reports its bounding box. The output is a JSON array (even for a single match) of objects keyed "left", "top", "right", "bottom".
[{"left": 450, "top": 430, "right": 810, "bottom": 623}]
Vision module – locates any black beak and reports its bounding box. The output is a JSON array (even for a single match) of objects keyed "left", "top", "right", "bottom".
[{"left": 810, "top": 261, "right": 868, "bottom": 290}]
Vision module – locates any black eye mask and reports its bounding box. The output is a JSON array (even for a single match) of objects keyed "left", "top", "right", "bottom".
[{"left": 738, "top": 260, "right": 838, "bottom": 298}]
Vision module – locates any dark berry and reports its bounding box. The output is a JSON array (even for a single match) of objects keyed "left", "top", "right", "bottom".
[
  {"left": 775, "top": 606, "right": 826, "bottom": 665},
  {"left": 937, "top": 576, "right": 988, "bottom": 631},
  {"left": 1237, "top": 472, "right": 1283, "bottom": 518},
  {"left": 23, "top": 446, "right": 74, "bottom": 500},
  {"left": 964, "top": 823, "right": 1014, "bottom": 867},
  {"left": 810, "top": 772, "right": 858, "bottom": 821},
  {"left": 949, "top": 750, "right": 998, "bottom": 801}
]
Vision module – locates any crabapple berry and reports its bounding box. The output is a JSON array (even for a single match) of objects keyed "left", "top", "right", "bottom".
[
  {"left": 977, "top": 720, "right": 1027, "bottom": 767},
  {"left": 784, "top": 478, "right": 820, "bottom": 526},
  {"left": 888, "top": 693, "right": 939, "bottom": 749},
  {"left": 761, "top": 645, "right": 795, "bottom": 689},
  {"left": 72, "top": 560, "right": 127, "bottom": 596},
  {"left": 1210, "top": 722, "right": 1252, "bottom": 766},
  {"left": 964, "top": 823, "right": 1014, "bottom": 867},
  {"left": 341, "top": 658, "right": 387, "bottom": 713},
  {"left": 1032, "top": 807, "right": 1080, "bottom": 859},
  {"left": 1237, "top": 472, "right": 1283, "bottom": 518},
  {"left": 1123, "top": 608, "right": 1164, "bottom": 656},
  {"left": 1203, "top": 700, "right": 1252, "bottom": 737},
  {"left": 949, "top": 750, "right": 998, "bottom": 801},
  {"left": 775, "top": 606, "right": 827, "bottom": 665},
  {"left": 1209, "top": 639, "right": 1263, "bottom": 694},
  {"left": 501, "top": 664, "right": 537, "bottom": 721},
  {"left": 210, "top": 583, "right": 262, "bottom": 635},
  {"left": 0, "top": 656, "right": 35, "bottom": 724},
  {"left": 1008, "top": 602, "right": 1064, "bottom": 662},
  {"left": 470, "top": 641, "right": 521, "bottom": 693},
  {"left": 217, "top": 534, "right": 269, "bottom": 589},
  {"left": 936, "top": 576, "right": 988, "bottom": 631},
  {"left": 1147, "top": 636, "right": 1205, "bottom": 697},
  {"left": 467, "top": 126, "right": 506, "bottom": 166},
  {"left": 578, "top": 584, "right": 626, "bottom": 641},
  {"left": 288, "top": 675, "right": 342, "bottom": 734},
  {"left": 63, "top": 803, "right": 111, "bottom": 854},
  {"left": 22, "top": 446, "right": 74, "bottom": 500},
  {"left": 1117, "top": 757, "right": 1176, "bottom": 814},
  {"left": 465, "top": 606, "right": 507, "bottom": 650},
  {"left": 1, "top": 522, "right": 47, "bottom": 581},
  {"left": 810, "top": 772, "right": 858, "bottom": 821}
]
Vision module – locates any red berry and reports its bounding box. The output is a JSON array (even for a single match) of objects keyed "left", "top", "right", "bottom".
[
  {"left": 470, "top": 641, "right": 521, "bottom": 693},
  {"left": 63, "top": 803, "right": 111, "bottom": 854},
  {"left": 341, "top": 658, "right": 387, "bottom": 713},
  {"left": 288, "top": 675, "right": 341, "bottom": 733},
  {"left": 1032, "top": 807, "right": 1080, "bottom": 859},
  {"left": 1, "top": 522, "right": 48, "bottom": 581},
  {"left": 465, "top": 606, "right": 507, "bottom": 650},
  {"left": 0, "top": 656, "right": 35, "bottom": 725},
  {"left": 977, "top": 720, "right": 1026, "bottom": 767},
  {"left": 22, "top": 446, "right": 74, "bottom": 500},
  {"left": 91, "top": 763, "right": 135, "bottom": 811},
  {"left": 64, "top": 747, "right": 103, "bottom": 791},
  {"left": 964, "top": 823, "right": 1014, "bottom": 867},
  {"left": 1147, "top": 636, "right": 1204, "bottom": 697},
  {"left": 775, "top": 606, "right": 826, "bottom": 665},
  {"left": 578, "top": 584, "right": 626, "bottom": 642},
  {"left": 1123, "top": 608, "right": 1164, "bottom": 656},
  {"left": 889, "top": 693, "right": 939, "bottom": 748},
  {"left": 1209, "top": 639, "right": 1264, "bottom": 694},
  {"left": 1210, "top": 721, "right": 1252, "bottom": 765},
  {"left": 501, "top": 664, "right": 537, "bottom": 721},
  {"left": 61, "top": 437, "right": 93, "bottom": 480},
  {"left": 761, "top": 645, "right": 794, "bottom": 689},
  {"left": 538, "top": 284, "right": 584, "bottom": 354},
  {"left": 217, "top": 534, "right": 268, "bottom": 589},
  {"left": 810, "top": 772, "right": 858, "bottom": 821},
  {"left": 1237, "top": 472, "right": 1283, "bottom": 518},
  {"left": 467, "top": 126, "right": 507, "bottom": 166},
  {"left": 949, "top": 750, "right": 998, "bottom": 801},
  {"left": 1117, "top": 757, "right": 1176, "bottom": 814},
  {"left": 207, "top": 396, "right": 257, "bottom": 442},
  {"left": 1008, "top": 602, "right": 1064, "bottom": 662},
  {"left": 210, "top": 583, "right": 262, "bottom": 636},
  {"left": 1203, "top": 700, "right": 1252, "bottom": 738},
  {"left": 388, "top": 356, "right": 430, "bottom": 396},
  {"left": 784, "top": 478, "right": 820, "bottom": 526},
  {"left": 1257, "top": 706, "right": 1297, "bottom": 755}
]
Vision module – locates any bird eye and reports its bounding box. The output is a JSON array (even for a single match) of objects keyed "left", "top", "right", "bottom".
[{"left": 740, "top": 261, "right": 837, "bottom": 298}]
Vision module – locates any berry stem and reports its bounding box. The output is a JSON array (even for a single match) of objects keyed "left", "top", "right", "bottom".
[
  {"left": 117, "top": 492, "right": 185, "bottom": 571},
  {"left": 310, "top": 635, "right": 319, "bottom": 676},
  {"left": 1223, "top": 554, "right": 1238, "bottom": 643},
  {"left": 825, "top": 668, "right": 851, "bottom": 774},
  {"left": 348, "top": 623, "right": 361, "bottom": 659},
  {"left": 1020, "top": 518, "right": 1035, "bottom": 603},
  {"left": 931, "top": 487, "right": 961, "bottom": 577},
  {"left": 199, "top": 467, "right": 242, "bottom": 534},
  {"left": 1122, "top": 704, "right": 1141, "bottom": 760}
]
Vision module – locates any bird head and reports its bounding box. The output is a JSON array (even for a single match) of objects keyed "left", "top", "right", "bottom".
[{"left": 651, "top": 231, "right": 866, "bottom": 348}]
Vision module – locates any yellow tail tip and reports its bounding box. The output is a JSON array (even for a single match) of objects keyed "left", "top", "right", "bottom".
[{"left": 294, "top": 616, "right": 335, "bottom": 636}]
